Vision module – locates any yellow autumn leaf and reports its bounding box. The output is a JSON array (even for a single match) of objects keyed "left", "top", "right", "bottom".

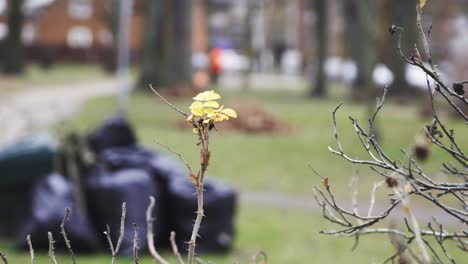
[
  {"left": 190, "top": 101, "right": 204, "bottom": 110},
  {"left": 193, "top": 90, "right": 221, "bottom": 101},
  {"left": 191, "top": 107, "right": 204, "bottom": 117},
  {"left": 221, "top": 108, "right": 238, "bottom": 118},
  {"left": 190, "top": 101, "right": 204, "bottom": 116},
  {"left": 418, "top": 0, "right": 427, "bottom": 9},
  {"left": 204, "top": 100, "right": 220, "bottom": 108},
  {"left": 213, "top": 113, "right": 229, "bottom": 122}
]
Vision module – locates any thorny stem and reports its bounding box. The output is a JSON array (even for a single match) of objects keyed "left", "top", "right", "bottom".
[{"left": 188, "top": 130, "right": 210, "bottom": 264}]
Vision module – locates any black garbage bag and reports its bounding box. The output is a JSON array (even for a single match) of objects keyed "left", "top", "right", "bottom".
[
  {"left": 167, "top": 177, "right": 237, "bottom": 253},
  {"left": 100, "top": 146, "right": 153, "bottom": 171},
  {"left": 0, "top": 133, "right": 57, "bottom": 235},
  {"left": 87, "top": 115, "right": 137, "bottom": 155},
  {"left": 99, "top": 146, "right": 187, "bottom": 247},
  {"left": 85, "top": 167, "right": 162, "bottom": 256},
  {"left": 15, "top": 173, "right": 102, "bottom": 252}
]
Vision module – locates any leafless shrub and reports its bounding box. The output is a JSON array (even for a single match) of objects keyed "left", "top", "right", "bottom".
[{"left": 315, "top": 3, "right": 467, "bottom": 264}]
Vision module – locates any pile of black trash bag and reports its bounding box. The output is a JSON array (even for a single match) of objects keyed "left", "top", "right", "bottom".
[{"left": 9, "top": 115, "right": 237, "bottom": 255}]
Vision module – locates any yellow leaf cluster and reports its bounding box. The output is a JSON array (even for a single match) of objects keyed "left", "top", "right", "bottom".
[
  {"left": 418, "top": 0, "right": 427, "bottom": 9},
  {"left": 187, "top": 90, "right": 238, "bottom": 133}
]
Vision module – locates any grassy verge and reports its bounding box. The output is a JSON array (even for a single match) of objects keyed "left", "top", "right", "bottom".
[{"left": 65, "top": 89, "right": 467, "bottom": 197}]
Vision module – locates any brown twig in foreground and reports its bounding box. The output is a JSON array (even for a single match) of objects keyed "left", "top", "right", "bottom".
[
  {"left": 47, "top": 232, "right": 58, "bottom": 264},
  {"left": 150, "top": 84, "right": 188, "bottom": 117},
  {"left": 133, "top": 223, "right": 140, "bottom": 264},
  {"left": 170, "top": 231, "right": 185, "bottom": 264},
  {"left": 26, "top": 235, "right": 35, "bottom": 264},
  {"left": 251, "top": 251, "right": 268, "bottom": 264},
  {"left": 146, "top": 196, "right": 169, "bottom": 264},
  {"left": 0, "top": 251, "right": 8, "bottom": 264},
  {"left": 60, "top": 208, "right": 77, "bottom": 264},
  {"left": 104, "top": 202, "right": 126, "bottom": 264}
]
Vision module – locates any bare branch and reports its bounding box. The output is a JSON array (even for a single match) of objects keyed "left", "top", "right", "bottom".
[
  {"left": 170, "top": 231, "right": 185, "bottom": 264},
  {"left": 154, "top": 139, "right": 194, "bottom": 175},
  {"left": 251, "top": 251, "right": 268, "bottom": 264},
  {"left": 105, "top": 203, "right": 127, "bottom": 264},
  {"left": 146, "top": 196, "right": 169, "bottom": 264},
  {"left": 48, "top": 232, "right": 58, "bottom": 264},
  {"left": 26, "top": 235, "right": 35, "bottom": 264},
  {"left": 60, "top": 208, "right": 76, "bottom": 264},
  {"left": 115, "top": 202, "right": 126, "bottom": 254},
  {"left": 0, "top": 252, "right": 7, "bottom": 264},
  {"left": 150, "top": 84, "right": 188, "bottom": 117},
  {"left": 133, "top": 223, "right": 140, "bottom": 264}
]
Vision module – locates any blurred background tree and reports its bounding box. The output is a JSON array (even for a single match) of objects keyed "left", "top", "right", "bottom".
[
  {"left": 138, "top": 0, "right": 192, "bottom": 90},
  {"left": 3, "top": 0, "right": 25, "bottom": 75}
]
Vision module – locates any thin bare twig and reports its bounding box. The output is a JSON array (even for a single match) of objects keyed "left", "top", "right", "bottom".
[
  {"left": 251, "top": 251, "right": 268, "bottom": 264},
  {"left": 133, "top": 223, "right": 140, "bottom": 264},
  {"left": 146, "top": 196, "right": 169, "bottom": 264},
  {"left": 60, "top": 208, "right": 76, "bottom": 264},
  {"left": 105, "top": 203, "right": 127, "bottom": 264},
  {"left": 170, "top": 231, "right": 185, "bottom": 264},
  {"left": 0, "top": 252, "right": 7, "bottom": 264},
  {"left": 150, "top": 84, "right": 188, "bottom": 117},
  {"left": 154, "top": 139, "right": 194, "bottom": 175},
  {"left": 48, "top": 232, "right": 58, "bottom": 264},
  {"left": 26, "top": 235, "right": 35, "bottom": 264}
]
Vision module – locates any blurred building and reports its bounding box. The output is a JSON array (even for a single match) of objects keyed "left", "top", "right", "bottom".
[{"left": 0, "top": 0, "right": 144, "bottom": 67}]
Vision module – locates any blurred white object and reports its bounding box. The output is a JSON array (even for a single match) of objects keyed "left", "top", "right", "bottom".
[
  {"left": 281, "top": 49, "right": 302, "bottom": 76},
  {"left": 324, "top": 57, "right": 342, "bottom": 81},
  {"left": 0, "top": 23, "right": 7, "bottom": 40},
  {"left": 341, "top": 59, "right": 357, "bottom": 83},
  {"left": 219, "top": 49, "right": 249, "bottom": 73},
  {"left": 373, "top": 63, "right": 394, "bottom": 87},
  {"left": 22, "top": 23, "right": 35, "bottom": 44},
  {"left": 405, "top": 64, "right": 429, "bottom": 90},
  {"left": 192, "top": 52, "right": 209, "bottom": 70},
  {"left": 67, "top": 26, "right": 93, "bottom": 48}
]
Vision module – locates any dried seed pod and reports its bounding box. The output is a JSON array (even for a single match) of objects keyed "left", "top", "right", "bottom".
[
  {"left": 413, "top": 135, "right": 431, "bottom": 161},
  {"left": 453, "top": 82, "right": 465, "bottom": 96},
  {"left": 386, "top": 174, "right": 399, "bottom": 188},
  {"left": 389, "top": 25, "right": 399, "bottom": 35}
]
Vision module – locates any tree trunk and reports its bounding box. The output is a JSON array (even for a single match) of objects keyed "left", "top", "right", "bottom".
[
  {"left": 3, "top": 0, "right": 24, "bottom": 75},
  {"left": 343, "top": 0, "right": 377, "bottom": 101},
  {"left": 172, "top": 0, "right": 192, "bottom": 87},
  {"left": 138, "top": 0, "right": 192, "bottom": 90},
  {"left": 310, "top": 0, "right": 327, "bottom": 97},
  {"left": 138, "top": 0, "right": 163, "bottom": 88}
]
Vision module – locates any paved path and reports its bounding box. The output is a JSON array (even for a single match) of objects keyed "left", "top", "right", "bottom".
[
  {"left": 0, "top": 78, "right": 118, "bottom": 146},
  {"left": 240, "top": 191, "right": 465, "bottom": 228}
]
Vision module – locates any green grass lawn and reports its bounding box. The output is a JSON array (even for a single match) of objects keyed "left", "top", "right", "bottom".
[{"left": 0, "top": 63, "right": 109, "bottom": 94}]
